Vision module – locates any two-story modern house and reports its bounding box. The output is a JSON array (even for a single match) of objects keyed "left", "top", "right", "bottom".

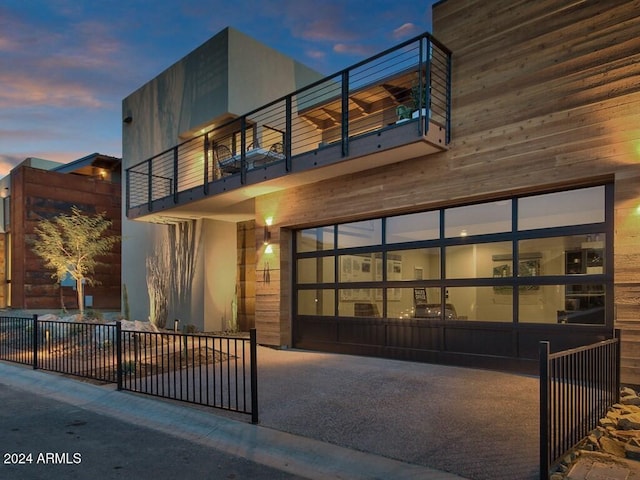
[{"left": 123, "top": 1, "right": 640, "bottom": 382}]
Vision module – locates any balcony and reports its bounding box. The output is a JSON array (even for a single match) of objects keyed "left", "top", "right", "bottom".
[{"left": 126, "top": 32, "right": 451, "bottom": 221}]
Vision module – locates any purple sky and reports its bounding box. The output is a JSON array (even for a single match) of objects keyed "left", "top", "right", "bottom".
[{"left": 0, "top": 0, "right": 434, "bottom": 176}]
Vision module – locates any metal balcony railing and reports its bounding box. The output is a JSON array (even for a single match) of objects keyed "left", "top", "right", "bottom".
[{"left": 126, "top": 32, "right": 451, "bottom": 214}]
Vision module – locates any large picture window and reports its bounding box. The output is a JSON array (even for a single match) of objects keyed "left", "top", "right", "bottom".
[{"left": 294, "top": 185, "right": 611, "bottom": 325}]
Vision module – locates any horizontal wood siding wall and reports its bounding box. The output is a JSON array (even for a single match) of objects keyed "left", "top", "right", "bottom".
[
  {"left": 253, "top": 1, "right": 640, "bottom": 371},
  {"left": 237, "top": 220, "right": 255, "bottom": 332}
]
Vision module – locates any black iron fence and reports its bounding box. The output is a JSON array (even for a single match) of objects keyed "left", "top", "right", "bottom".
[
  {"left": 0, "top": 316, "right": 258, "bottom": 423},
  {"left": 119, "top": 329, "right": 258, "bottom": 421},
  {"left": 0, "top": 315, "right": 35, "bottom": 366},
  {"left": 539, "top": 332, "right": 620, "bottom": 479}
]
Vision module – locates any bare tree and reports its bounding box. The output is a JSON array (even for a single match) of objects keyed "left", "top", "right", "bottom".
[
  {"left": 146, "top": 238, "right": 169, "bottom": 328},
  {"left": 32, "top": 206, "right": 119, "bottom": 315}
]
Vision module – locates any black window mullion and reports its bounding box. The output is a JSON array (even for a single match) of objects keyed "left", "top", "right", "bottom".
[{"left": 513, "top": 197, "right": 519, "bottom": 325}]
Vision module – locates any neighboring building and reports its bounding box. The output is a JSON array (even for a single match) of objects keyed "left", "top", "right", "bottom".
[
  {"left": 123, "top": 3, "right": 640, "bottom": 382},
  {"left": 1, "top": 153, "right": 121, "bottom": 311}
]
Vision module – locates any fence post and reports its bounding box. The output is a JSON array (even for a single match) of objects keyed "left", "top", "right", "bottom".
[
  {"left": 539, "top": 341, "right": 550, "bottom": 480},
  {"left": 615, "top": 328, "right": 621, "bottom": 403},
  {"left": 250, "top": 328, "right": 259, "bottom": 424},
  {"left": 116, "top": 321, "right": 122, "bottom": 391},
  {"left": 32, "top": 314, "right": 38, "bottom": 370}
]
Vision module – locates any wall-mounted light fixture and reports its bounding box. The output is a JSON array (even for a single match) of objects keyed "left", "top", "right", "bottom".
[
  {"left": 264, "top": 216, "right": 274, "bottom": 253},
  {"left": 123, "top": 115, "right": 133, "bottom": 124},
  {"left": 263, "top": 216, "right": 273, "bottom": 245}
]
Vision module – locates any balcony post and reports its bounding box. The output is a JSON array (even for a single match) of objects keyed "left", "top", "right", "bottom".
[
  {"left": 285, "top": 96, "right": 292, "bottom": 172},
  {"left": 418, "top": 37, "right": 425, "bottom": 136},
  {"left": 424, "top": 37, "right": 432, "bottom": 137},
  {"left": 240, "top": 117, "right": 247, "bottom": 184},
  {"left": 125, "top": 169, "right": 130, "bottom": 212},
  {"left": 341, "top": 71, "right": 349, "bottom": 157},
  {"left": 203, "top": 132, "right": 209, "bottom": 195},
  {"left": 148, "top": 159, "right": 153, "bottom": 212},
  {"left": 446, "top": 49, "right": 452, "bottom": 144},
  {"left": 173, "top": 147, "right": 179, "bottom": 203}
]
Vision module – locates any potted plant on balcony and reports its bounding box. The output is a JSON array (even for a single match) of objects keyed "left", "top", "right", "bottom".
[
  {"left": 410, "top": 80, "right": 428, "bottom": 119},
  {"left": 396, "top": 104, "right": 413, "bottom": 122},
  {"left": 395, "top": 76, "right": 429, "bottom": 123}
]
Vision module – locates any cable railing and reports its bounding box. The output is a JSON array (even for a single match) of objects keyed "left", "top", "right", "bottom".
[{"left": 126, "top": 32, "right": 451, "bottom": 213}]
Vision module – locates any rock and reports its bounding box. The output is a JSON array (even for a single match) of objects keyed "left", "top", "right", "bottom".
[
  {"left": 118, "top": 320, "right": 159, "bottom": 332},
  {"left": 600, "top": 417, "right": 617, "bottom": 428},
  {"left": 625, "top": 438, "right": 640, "bottom": 461},
  {"left": 620, "top": 394, "right": 640, "bottom": 406},
  {"left": 621, "top": 387, "right": 637, "bottom": 397},
  {"left": 599, "top": 436, "right": 626, "bottom": 457},
  {"left": 618, "top": 413, "right": 640, "bottom": 430}
]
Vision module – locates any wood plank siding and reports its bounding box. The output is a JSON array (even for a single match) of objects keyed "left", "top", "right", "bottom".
[{"left": 250, "top": 0, "right": 640, "bottom": 380}]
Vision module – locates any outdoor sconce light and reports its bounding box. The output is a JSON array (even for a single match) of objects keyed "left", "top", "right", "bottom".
[
  {"left": 263, "top": 216, "right": 273, "bottom": 246},
  {"left": 174, "top": 319, "right": 180, "bottom": 332},
  {"left": 123, "top": 115, "right": 132, "bottom": 124},
  {"left": 264, "top": 217, "right": 275, "bottom": 254},
  {"left": 263, "top": 226, "right": 271, "bottom": 245}
]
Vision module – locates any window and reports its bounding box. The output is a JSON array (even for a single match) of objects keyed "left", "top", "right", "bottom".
[
  {"left": 386, "top": 211, "right": 439, "bottom": 243},
  {"left": 518, "top": 186, "right": 604, "bottom": 230},
  {"left": 445, "top": 200, "right": 511, "bottom": 237},
  {"left": 337, "top": 220, "right": 382, "bottom": 248},
  {"left": 296, "top": 227, "right": 334, "bottom": 252},
  {"left": 294, "top": 185, "right": 610, "bottom": 325}
]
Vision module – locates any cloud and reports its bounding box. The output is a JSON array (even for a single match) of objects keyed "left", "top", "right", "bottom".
[
  {"left": 305, "top": 49, "right": 326, "bottom": 60},
  {"left": 333, "top": 43, "right": 374, "bottom": 57},
  {"left": 0, "top": 5, "right": 127, "bottom": 110},
  {"left": 393, "top": 22, "right": 418, "bottom": 39},
  {"left": 0, "top": 71, "right": 104, "bottom": 109}
]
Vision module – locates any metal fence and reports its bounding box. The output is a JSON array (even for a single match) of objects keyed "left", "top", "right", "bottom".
[
  {"left": 119, "top": 329, "right": 258, "bottom": 422},
  {"left": 0, "top": 315, "right": 35, "bottom": 366},
  {"left": 539, "top": 333, "right": 620, "bottom": 479},
  {"left": 0, "top": 316, "right": 258, "bottom": 423}
]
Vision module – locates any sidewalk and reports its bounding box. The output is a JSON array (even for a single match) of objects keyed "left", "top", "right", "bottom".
[{"left": 0, "top": 360, "right": 469, "bottom": 480}]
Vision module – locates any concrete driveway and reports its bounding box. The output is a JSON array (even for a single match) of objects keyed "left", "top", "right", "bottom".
[
  {"left": 0, "top": 344, "right": 539, "bottom": 480},
  {"left": 255, "top": 347, "right": 540, "bottom": 480}
]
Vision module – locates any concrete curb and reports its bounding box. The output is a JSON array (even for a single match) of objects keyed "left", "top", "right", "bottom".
[{"left": 0, "top": 362, "right": 469, "bottom": 480}]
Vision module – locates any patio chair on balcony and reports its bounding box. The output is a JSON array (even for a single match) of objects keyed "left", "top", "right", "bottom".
[
  {"left": 252, "top": 142, "right": 285, "bottom": 168},
  {"left": 215, "top": 144, "right": 241, "bottom": 176}
]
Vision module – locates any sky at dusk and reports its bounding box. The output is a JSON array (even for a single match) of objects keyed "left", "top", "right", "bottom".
[{"left": 0, "top": 0, "right": 435, "bottom": 177}]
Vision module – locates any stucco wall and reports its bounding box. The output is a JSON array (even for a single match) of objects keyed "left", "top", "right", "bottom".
[
  {"left": 203, "top": 219, "right": 237, "bottom": 332},
  {"left": 122, "top": 27, "right": 323, "bottom": 327}
]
